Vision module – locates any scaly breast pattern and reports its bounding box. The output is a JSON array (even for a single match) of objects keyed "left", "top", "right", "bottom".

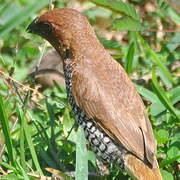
[{"left": 63, "top": 60, "right": 127, "bottom": 169}]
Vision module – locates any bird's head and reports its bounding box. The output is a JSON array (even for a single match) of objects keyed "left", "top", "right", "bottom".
[{"left": 27, "top": 8, "right": 96, "bottom": 58}]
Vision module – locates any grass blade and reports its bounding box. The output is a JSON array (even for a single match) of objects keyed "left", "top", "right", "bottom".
[
  {"left": 19, "top": 114, "right": 26, "bottom": 171},
  {"left": 75, "top": 127, "right": 88, "bottom": 180},
  {"left": 0, "top": 161, "right": 17, "bottom": 172},
  {"left": 17, "top": 162, "right": 30, "bottom": 180},
  {"left": 0, "top": 0, "right": 54, "bottom": 37},
  {"left": 151, "top": 69, "right": 179, "bottom": 120},
  {"left": 18, "top": 108, "right": 43, "bottom": 175},
  {"left": 135, "top": 33, "right": 176, "bottom": 85},
  {"left": 125, "top": 42, "right": 135, "bottom": 74},
  {"left": 148, "top": 49, "right": 176, "bottom": 84},
  {"left": 0, "top": 94, "right": 16, "bottom": 167}
]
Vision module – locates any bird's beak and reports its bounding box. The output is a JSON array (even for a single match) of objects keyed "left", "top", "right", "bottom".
[{"left": 26, "top": 18, "right": 38, "bottom": 34}]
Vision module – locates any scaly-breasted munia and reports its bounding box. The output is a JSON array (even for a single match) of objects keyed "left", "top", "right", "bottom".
[{"left": 27, "top": 8, "right": 162, "bottom": 180}]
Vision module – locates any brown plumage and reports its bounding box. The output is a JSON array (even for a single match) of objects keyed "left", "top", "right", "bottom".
[{"left": 27, "top": 8, "right": 162, "bottom": 180}]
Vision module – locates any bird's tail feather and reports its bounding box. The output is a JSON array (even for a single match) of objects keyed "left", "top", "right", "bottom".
[{"left": 124, "top": 154, "right": 162, "bottom": 180}]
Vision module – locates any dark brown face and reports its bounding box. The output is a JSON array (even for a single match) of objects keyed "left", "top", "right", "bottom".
[
  {"left": 27, "top": 17, "right": 66, "bottom": 58},
  {"left": 27, "top": 8, "right": 103, "bottom": 62},
  {"left": 27, "top": 18, "right": 63, "bottom": 53},
  {"left": 27, "top": 18, "right": 54, "bottom": 38}
]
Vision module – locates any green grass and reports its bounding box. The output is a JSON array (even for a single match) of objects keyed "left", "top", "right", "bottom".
[{"left": 0, "top": 0, "right": 179, "bottom": 180}]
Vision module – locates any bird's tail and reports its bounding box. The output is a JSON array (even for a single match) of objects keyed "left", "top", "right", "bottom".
[{"left": 124, "top": 154, "right": 162, "bottom": 180}]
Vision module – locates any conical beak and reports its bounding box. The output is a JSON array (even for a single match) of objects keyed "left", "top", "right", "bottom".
[{"left": 26, "top": 18, "right": 38, "bottom": 34}]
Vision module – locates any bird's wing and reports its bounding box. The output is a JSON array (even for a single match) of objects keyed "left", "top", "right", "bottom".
[{"left": 71, "top": 61, "right": 156, "bottom": 166}]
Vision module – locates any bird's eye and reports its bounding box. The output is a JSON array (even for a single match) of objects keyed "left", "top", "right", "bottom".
[{"left": 39, "top": 22, "right": 53, "bottom": 34}]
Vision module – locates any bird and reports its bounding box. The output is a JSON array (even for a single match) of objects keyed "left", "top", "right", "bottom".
[
  {"left": 27, "top": 8, "right": 162, "bottom": 180},
  {"left": 29, "top": 50, "right": 65, "bottom": 90}
]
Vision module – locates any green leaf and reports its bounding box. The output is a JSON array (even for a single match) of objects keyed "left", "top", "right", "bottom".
[
  {"left": 156, "top": 0, "right": 180, "bottom": 24},
  {"left": 150, "top": 102, "right": 166, "bottom": 116},
  {"left": 135, "top": 85, "right": 166, "bottom": 116},
  {"left": 150, "top": 84, "right": 180, "bottom": 115},
  {"left": 100, "top": 37, "right": 122, "bottom": 50},
  {"left": 125, "top": 42, "right": 135, "bottom": 74},
  {"left": 166, "top": 33, "right": 180, "bottom": 52},
  {"left": 136, "top": 85, "right": 159, "bottom": 103},
  {"left": 87, "top": 151, "right": 96, "bottom": 167},
  {"left": 160, "top": 154, "right": 180, "bottom": 168},
  {"left": 167, "top": 143, "right": 180, "bottom": 160},
  {"left": 90, "top": 0, "right": 140, "bottom": 20},
  {"left": 161, "top": 170, "right": 174, "bottom": 180},
  {"left": 149, "top": 50, "right": 176, "bottom": 85},
  {"left": 136, "top": 85, "right": 180, "bottom": 116},
  {"left": 75, "top": 127, "right": 88, "bottom": 180},
  {"left": 113, "top": 17, "right": 142, "bottom": 31},
  {"left": 157, "top": 67, "right": 172, "bottom": 88},
  {"left": 170, "top": 86, "right": 180, "bottom": 105},
  {"left": 155, "top": 129, "right": 169, "bottom": 144},
  {"left": 166, "top": 7, "right": 180, "bottom": 24},
  {"left": 151, "top": 69, "right": 179, "bottom": 120}
]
